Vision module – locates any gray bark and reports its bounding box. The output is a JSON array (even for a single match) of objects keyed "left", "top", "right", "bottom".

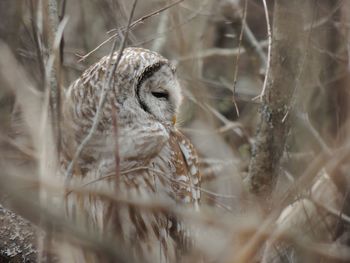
[
  {"left": 0, "top": 205, "right": 38, "bottom": 263},
  {"left": 246, "top": 0, "right": 305, "bottom": 197}
]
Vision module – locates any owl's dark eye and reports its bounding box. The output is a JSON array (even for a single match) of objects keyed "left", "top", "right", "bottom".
[{"left": 151, "top": 91, "right": 169, "bottom": 100}]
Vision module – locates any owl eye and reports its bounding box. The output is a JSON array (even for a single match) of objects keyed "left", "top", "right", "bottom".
[{"left": 151, "top": 91, "right": 169, "bottom": 100}]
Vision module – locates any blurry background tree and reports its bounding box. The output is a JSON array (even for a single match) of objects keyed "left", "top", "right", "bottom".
[{"left": 0, "top": 0, "right": 350, "bottom": 262}]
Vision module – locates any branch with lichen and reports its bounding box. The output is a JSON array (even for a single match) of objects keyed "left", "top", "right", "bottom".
[{"left": 246, "top": 0, "right": 306, "bottom": 197}]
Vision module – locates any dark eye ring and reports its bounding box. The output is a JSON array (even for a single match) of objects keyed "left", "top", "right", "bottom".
[{"left": 151, "top": 91, "right": 169, "bottom": 100}]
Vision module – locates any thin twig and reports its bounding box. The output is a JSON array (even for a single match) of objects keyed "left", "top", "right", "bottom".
[
  {"left": 134, "top": 4, "right": 202, "bottom": 47},
  {"left": 243, "top": 24, "right": 267, "bottom": 68},
  {"left": 299, "top": 112, "right": 332, "bottom": 155},
  {"left": 255, "top": 0, "right": 272, "bottom": 102},
  {"left": 0, "top": 134, "right": 37, "bottom": 159},
  {"left": 176, "top": 42, "right": 268, "bottom": 62},
  {"left": 231, "top": 0, "right": 248, "bottom": 117},
  {"left": 58, "top": 0, "right": 67, "bottom": 66},
  {"left": 303, "top": 0, "right": 343, "bottom": 30},
  {"left": 77, "top": 166, "right": 239, "bottom": 201},
  {"left": 29, "top": 0, "right": 45, "bottom": 88},
  {"left": 151, "top": 9, "right": 169, "bottom": 52},
  {"left": 182, "top": 89, "right": 248, "bottom": 139},
  {"left": 112, "top": 104, "right": 120, "bottom": 181},
  {"left": 78, "top": 0, "right": 185, "bottom": 62},
  {"left": 64, "top": 0, "right": 138, "bottom": 185}
]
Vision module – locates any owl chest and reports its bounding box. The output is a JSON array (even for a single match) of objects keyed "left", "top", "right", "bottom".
[
  {"left": 117, "top": 141, "right": 189, "bottom": 204},
  {"left": 119, "top": 145, "right": 174, "bottom": 196}
]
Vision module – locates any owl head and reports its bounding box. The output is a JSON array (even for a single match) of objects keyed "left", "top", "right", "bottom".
[
  {"left": 135, "top": 60, "right": 182, "bottom": 125},
  {"left": 64, "top": 48, "right": 183, "bottom": 136}
]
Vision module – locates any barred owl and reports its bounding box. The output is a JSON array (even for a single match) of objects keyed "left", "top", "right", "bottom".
[{"left": 60, "top": 48, "right": 201, "bottom": 262}]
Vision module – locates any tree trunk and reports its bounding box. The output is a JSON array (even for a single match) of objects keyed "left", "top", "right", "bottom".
[{"left": 246, "top": 0, "right": 306, "bottom": 197}]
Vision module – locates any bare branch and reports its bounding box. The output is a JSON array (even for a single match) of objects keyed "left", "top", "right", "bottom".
[{"left": 246, "top": 0, "right": 306, "bottom": 196}]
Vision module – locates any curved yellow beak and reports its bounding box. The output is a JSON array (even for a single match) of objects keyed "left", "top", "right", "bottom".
[{"left": 172, "top": 115, "right": 177, "bottom": 125}]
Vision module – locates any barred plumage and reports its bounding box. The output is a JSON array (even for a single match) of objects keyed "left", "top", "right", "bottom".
[{"left": 60, "top": 47, "right": 201, "bottom": 262}]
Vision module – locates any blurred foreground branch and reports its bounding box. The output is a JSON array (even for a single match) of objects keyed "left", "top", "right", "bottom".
[
  {"left": 261, "top": 170, "right": 349, "bottom": 263},
  {"left": 44, "top": 0, "right": 65, "bottom": 153}
]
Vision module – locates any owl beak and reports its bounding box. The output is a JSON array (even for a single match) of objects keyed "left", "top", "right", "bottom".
[{"left": 172, "top": 115, "right": 177, "bottom": 125}]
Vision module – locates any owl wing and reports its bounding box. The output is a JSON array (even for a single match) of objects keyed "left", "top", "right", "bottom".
[{"left": 170, "top": 129, "right": 201, "bottom": 210}]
